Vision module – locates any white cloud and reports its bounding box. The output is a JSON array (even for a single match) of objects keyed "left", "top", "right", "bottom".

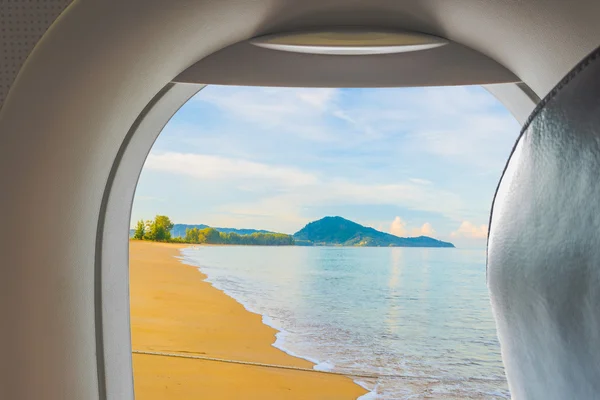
[
  {"left": 390, "top": 217, "right": 408, "bottom": 236},
  {"left": 217, "top": 179, "right": 464, "bottom": 232},
  {"left": 330, "top": 86, "right": 520, "bottom": 170},
  {"left": 409, "top": 178, "right": 432, "bottom": 185},
  {"left": 144, "top": 152, "right": 317, "bottom": 187},
  {"left": 451, "top": 221, "right": 488, "bottom": 239},
  {"left": 389, "top": 217, "right": 436, "bottom": 238},
  {"left": 145, "top": 152, "right": 465, "bottom": 223},
  {"left": 296, "top": 89, "right": 337, "bottom": 107},
  {"left": 187, "top": 85, "right": 519, "bottom": 173},
  {"left": 408, "top": 114, "right": 517, "bottom": 170},
  {"left": 413, "top": 222, "right": 436, "bottom": 237},
  {"left": 193, "top": 86, "right": 340, "bottom": 142}
]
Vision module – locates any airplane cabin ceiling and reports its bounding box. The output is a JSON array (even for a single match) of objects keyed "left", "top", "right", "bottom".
[{"left": 1, "top": 0, "right": 600, "bottom": 109}]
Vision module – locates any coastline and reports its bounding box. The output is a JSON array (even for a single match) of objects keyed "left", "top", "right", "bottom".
[
  {"left": 179, "top": 246, "right": 379, "bottom": 398},
  {"left": 130, "top": 240, "right": 367, "bottom": 399}
]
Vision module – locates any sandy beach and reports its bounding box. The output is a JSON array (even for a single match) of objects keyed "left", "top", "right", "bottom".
[{"left": 130, "top": 240, "right": 367, "bottom": 399}]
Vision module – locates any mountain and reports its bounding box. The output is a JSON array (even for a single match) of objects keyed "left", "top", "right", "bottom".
[
  {"left": 170, "top": 224, "right": 274, "bottom": 238},
  {"left": 293, "top": 216, "right": 455, "bottom": 248}
]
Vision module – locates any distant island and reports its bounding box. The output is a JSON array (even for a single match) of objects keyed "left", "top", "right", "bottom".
[
  {"left": 294, "top": 216, "right": 454, "bottom": 248},
  {"left": 132, "top": 215, "right": 454, "bottom": 248}
]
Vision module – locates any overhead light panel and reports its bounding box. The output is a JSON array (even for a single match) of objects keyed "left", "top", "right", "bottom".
[{"left": 249, "top": 29, "right": 448, "bottom": 56}]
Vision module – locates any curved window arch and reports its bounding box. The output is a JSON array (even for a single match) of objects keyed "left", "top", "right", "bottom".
[{"left": 124, "top": 84, "right": 522, "bottom": 399}]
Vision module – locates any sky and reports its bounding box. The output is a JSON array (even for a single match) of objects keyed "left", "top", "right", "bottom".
[{"left": 132, "top": 85, "right": 520, "bottom": 248}]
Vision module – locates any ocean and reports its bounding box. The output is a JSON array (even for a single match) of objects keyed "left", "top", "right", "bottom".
[{"left": 180, "top": 246, "right": 509, "bottom": 399}]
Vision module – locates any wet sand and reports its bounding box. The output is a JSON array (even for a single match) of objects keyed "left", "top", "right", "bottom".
[{"left": 130, "top": 240, "right": 367, "bottom": 399}]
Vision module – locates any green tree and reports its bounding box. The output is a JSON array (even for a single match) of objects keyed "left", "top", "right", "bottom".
[
  {"left": 185, "top": 227, "right": 202, "bottom": 243},
  {"left": 144, "top": 215, "right": 174, "bottom": 242},
  {"left": 133, "top": 219, "right": 145, "bottom": 240},
  {"left": 137, "top": 215, "right": 294, "bottom": 246},
  {"left": 200, "top": 227, "right": 221, "bottom": 244},
  {"left": 143, "top": 220, "right": 153, "bottom": 240}
]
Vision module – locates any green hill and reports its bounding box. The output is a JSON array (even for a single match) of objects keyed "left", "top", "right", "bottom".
[
  {"left": 170, "top": 224, "right": 273, "bottom": 238},
  {"left": 293, "top": 216, "right": 455, "bottom": 248}
]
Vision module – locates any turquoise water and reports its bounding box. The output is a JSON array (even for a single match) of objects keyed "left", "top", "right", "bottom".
[{"left": 180, "top": 246, "right": 509, "bottom": 399}]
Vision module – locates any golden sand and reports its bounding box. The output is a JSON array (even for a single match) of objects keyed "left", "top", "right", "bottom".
[{"left": 130, "top": 240, "right": 367, "bottom": 399}]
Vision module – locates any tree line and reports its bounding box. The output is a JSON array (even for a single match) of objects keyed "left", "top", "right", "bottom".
[{"left": 133, "top": 215, "right": 294, "bottom": 246}]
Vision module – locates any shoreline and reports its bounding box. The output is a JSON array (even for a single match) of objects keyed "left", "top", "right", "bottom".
[
  {"left": 177, "top": 248, "right": 326, "bottom": 367},
  {"left": 168, "top": 245, "right": 329, "bottom": 368},
  {"left": 130, "top": 240, "right": 368, "bottom": 399},
  {"left": 180, "top": 253, "right": 336, "bottom": 372},
  {"left": 178, "top": 246, "right": 379, "bottom": 398},
  {"left": 186, "top": 270, "right": 377, "bottom": 398}
]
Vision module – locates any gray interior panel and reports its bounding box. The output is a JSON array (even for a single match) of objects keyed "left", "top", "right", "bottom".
[{"left": 175, "top": 39, "right": 519, "bottom": 88}]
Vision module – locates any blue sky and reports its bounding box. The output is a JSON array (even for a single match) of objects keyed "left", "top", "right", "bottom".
[{"left": 132, "top": 85, "right": 520, "bottom": 248}]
